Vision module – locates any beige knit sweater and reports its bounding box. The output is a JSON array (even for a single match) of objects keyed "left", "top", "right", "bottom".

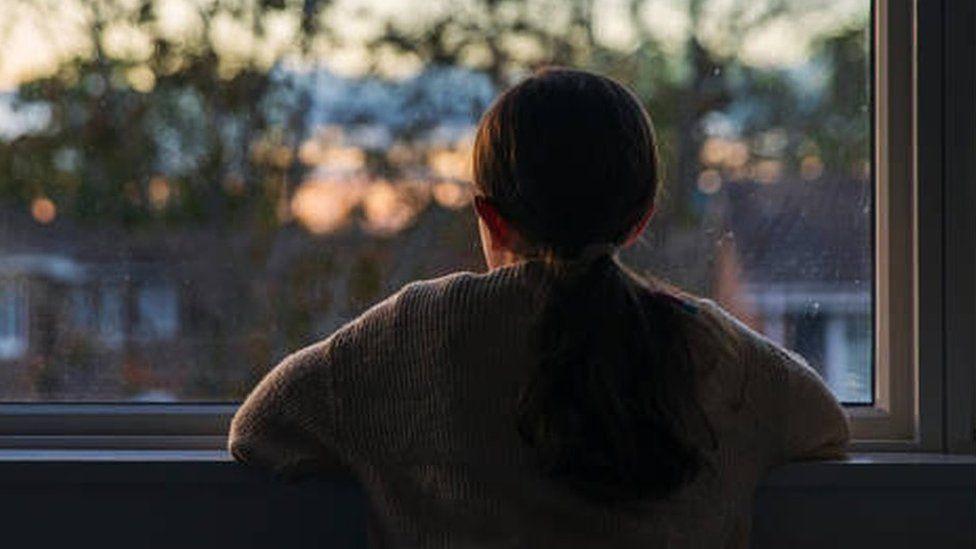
[{"left": 229, "top": 259, "right": 849, "bottom": 548}]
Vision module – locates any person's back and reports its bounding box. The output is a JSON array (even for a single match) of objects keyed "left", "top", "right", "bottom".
[{"left": 229, "top": 68, "right": 849, "bottom": 548}]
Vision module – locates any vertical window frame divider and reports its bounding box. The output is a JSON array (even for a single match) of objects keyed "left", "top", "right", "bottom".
[{"left": 849, "top": 0, "right": 944, "bottom": 451}]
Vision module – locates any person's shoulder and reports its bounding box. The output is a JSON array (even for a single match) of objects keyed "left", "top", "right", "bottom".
[
  {"left": 688, "top": 298, "right": 788, "bottom": 361},
  {"left": 395, "top": 263, "right": 540, "bottom": 312},
  {"left": 688, "top": 297, "right": 830, "bottom": 398},
  {"left": 682, "top": 296, "right": 752, "bottom": 339},
  {"left": 396, "top": 268, "right": 486, "bottom": 302},
  {"left": 669, "top": 297, "right": 824, "bottom": 416},
  {"left": 685, "top": 298, "right": 849, "bottom": 464},
  {"left": 240, "top": 269, "right": 496, "bottom": 411},
  {"left": 669, "top": 296, "right": 750, "bottom": 364},
  {"left": 325, "top": 268, "right": 497, "bottom": 349}
]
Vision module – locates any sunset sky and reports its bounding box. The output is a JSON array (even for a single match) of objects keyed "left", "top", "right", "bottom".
[{"left": 0, "top": 0, "right": 868, "bottom": 91}]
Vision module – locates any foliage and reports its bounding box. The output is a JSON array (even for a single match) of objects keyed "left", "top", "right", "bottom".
[{"left": 0, "top": 0, "right": 870, "bottom": 400}]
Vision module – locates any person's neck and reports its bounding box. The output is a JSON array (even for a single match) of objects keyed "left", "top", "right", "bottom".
[{"left": 483, "top": 245, "right": 532, "bottom": 270}]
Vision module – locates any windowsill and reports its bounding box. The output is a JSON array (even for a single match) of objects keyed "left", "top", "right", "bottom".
[
  {"left": 759, "top": 452, "right": 976, "bottom": 488},
  {"left": 0, "top": 451, "right": 970, "bottom": 549},
  {"left": 0, "top": 450, "right": 970, "bottom": 487}
]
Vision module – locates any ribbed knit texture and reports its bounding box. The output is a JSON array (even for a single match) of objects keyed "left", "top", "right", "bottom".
[{"left": 229, "top": 259, "right": 849, "bottom": 548}]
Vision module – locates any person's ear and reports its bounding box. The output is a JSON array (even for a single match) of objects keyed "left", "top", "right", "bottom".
[
  {"left": 623, "top": 206, "right": 655, "bottom": 248},
  {"left": 473, "top": 196, "right": 514, "bottom": 250}
]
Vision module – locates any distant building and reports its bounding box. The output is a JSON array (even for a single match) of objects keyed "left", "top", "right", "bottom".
[
  {"left": 709, "top": 176, "right": 873, "bottom": 403},
  {"left": 0, "top": 209, "right": 181, "bottom": 400},
  {"left": 1, "top": 67, "right": 873, "bottom": 403}
]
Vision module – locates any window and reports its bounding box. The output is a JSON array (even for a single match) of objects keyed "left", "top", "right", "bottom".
[
  {"left": 97, "top": 285, "right": 125, "bottom": 349},
  {"left": 0, "top": 0, "right": 964, "bottom": 451},
  {"left": 0, "top": 279, "right": 27, "bottom": 360},
  {"left": 135, "top": 281, "right": 179, "bottom": 340}
]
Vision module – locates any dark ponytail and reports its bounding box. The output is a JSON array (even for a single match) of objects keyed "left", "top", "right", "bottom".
[
  {"left": 473, "top": 68, "right": 713, "bottom": 503},
  {"left": 519, "top": 253, "right": 708, "bottom": 503}
]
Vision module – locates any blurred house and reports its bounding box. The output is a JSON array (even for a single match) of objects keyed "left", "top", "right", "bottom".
[
  {"left": 0, "top": 66, "right": 872, "bottom": 403},
  {"left": 0, "top": 175, "right": 873, "bottom": 403},
  {"left": 0, "top": 67, "right": 492, "bottom": 401},
  {"left": 709, "top": 176, "right": 873, "bottom": 403},
  {"left": 0, "top": 209, "right": 181, "bottom": 400}
]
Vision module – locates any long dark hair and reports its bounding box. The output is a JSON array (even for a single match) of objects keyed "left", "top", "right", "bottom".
[{"left": 473, "top": 68, "right": 713, "bottom": 503}]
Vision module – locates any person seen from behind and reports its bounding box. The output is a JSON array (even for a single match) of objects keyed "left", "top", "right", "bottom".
[{"left": 230, "top": 67, "right": 850, "bottom": 548}]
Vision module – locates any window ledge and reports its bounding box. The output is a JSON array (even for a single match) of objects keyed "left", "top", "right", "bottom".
[
  {"left": 760, "top": 452, "right": 975, "bottom": 488},
  {"left": 0, "top": 451, "right": 969, "bottom": 549},
  {"left": 0, "top": 451, "right": 970, "bottom": 487}
]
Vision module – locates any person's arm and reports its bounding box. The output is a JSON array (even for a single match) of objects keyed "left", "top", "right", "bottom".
[
  {"left": 228, "top": 339, "right": 348, "bottom": 480},
  {"left": 780, "top": 350, "right": 851, "bottom": 462},
  {"left": 692, "top": 298, "right": 850, "bottom": 464}
]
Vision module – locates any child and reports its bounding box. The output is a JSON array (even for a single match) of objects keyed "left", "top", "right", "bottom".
[{"left": 230, "top": 67, "right": 848, "bottom": 548}]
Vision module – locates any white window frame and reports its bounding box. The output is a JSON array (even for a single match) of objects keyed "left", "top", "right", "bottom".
[
  {"left": 853, "top": 0, "right": 975, "bottom": 452},
  {"left": 0, "top": 0, "right": 969, "bottom": 452},
  {"left": 848, "top": 0, "right": 919, "bottom": 448}
]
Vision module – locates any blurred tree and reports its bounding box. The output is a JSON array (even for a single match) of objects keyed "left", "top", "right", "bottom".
[
  {"left": 0, "top": 0, "right": 869, "bottom": 400},
  {"left": 0, "top": 0, "right": 868, "bottom": 227}
]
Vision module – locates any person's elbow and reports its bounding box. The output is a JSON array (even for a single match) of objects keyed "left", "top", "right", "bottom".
[
  {"left": 791, "top": 407, "right": 851, "bottom": 462},
  {"left": 226, "top": 412, "right": 262, "bottom": 467}
]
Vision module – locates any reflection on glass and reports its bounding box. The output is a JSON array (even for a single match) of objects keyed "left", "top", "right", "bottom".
[
  {"left": 0, "top": 0, "right": 871, "bottom": 403},
  {"left": 0, "top": 279, "right": 27, "bottom": 360}
]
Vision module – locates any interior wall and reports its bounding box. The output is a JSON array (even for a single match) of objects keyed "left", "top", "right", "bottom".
[{"left": 0, "top": 458, "right": 972, "bottom": 549}]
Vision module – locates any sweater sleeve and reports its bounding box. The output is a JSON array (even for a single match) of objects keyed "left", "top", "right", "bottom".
[
  {"left": 777, "top": 347, "right": 851, "bottom": 463},
  {"left": 228, "top": 338, "right": 347, "bottom": 480},
  {"left": 690, "top": 298, "right": 850, "bottom": 465}
]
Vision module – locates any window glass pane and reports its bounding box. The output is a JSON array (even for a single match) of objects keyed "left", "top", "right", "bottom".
[
  {"left": 98, "top": 286, "right": 125, "bottom": 349},
  {"left": 135, "top": 281, "right": 179, "bottom": 339},
  {"left": 0, "top": 279, "right": 27, "bottom": 360},
  {"left": 0, "top": 0, "right": 872, "bottom": 403}
]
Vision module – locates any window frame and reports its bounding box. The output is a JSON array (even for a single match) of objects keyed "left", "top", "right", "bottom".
[
  {"left": 0, "top": 0, "right": 966, "bottom": 452},
  {"left": 846, "top": 0, "right": 925, "bottom": 448},
  {"left": 852, "top": 0, "right": 974, "bottom": 452}
]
